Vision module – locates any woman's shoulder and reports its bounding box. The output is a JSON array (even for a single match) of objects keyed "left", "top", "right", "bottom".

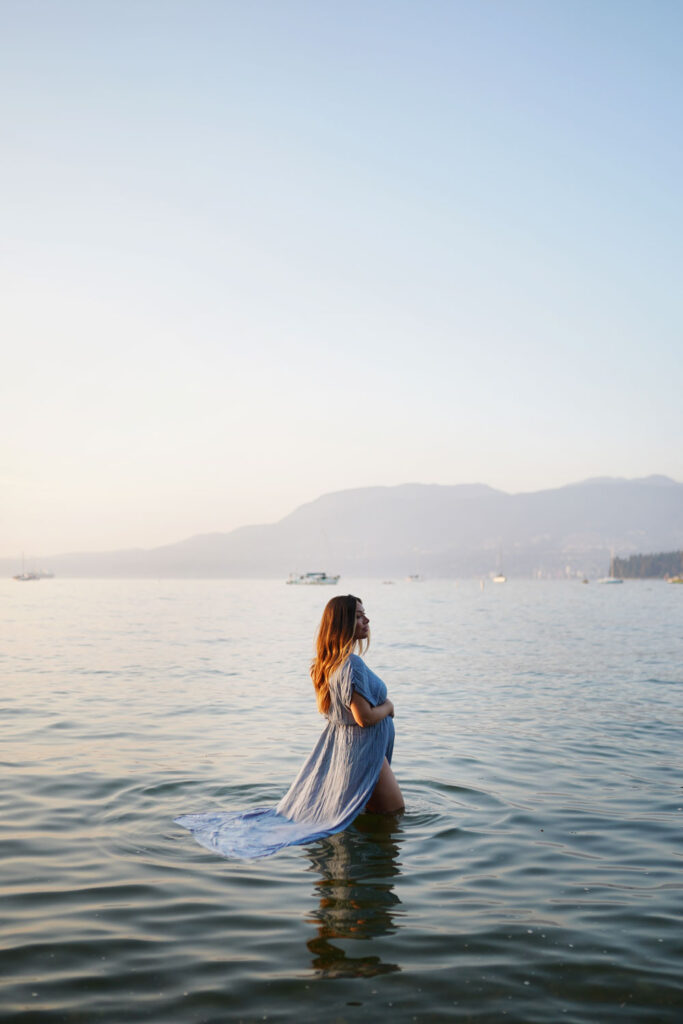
[
  {"left": 330, "top": 653, "right": 367, "bottom": 701},
  {"left": 344, "top": 652, "right": 385, "bottom": 704},
  {"left": 346, "top": 652, "right": 368, "bottom": 680}
]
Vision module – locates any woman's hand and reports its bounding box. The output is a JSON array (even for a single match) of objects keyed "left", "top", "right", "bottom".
[{"left": 385, "top": 699, "right": 394, "bottom": 718}]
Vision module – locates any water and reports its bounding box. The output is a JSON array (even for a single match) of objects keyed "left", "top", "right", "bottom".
[{"left": 2, "top": 578, "right": 682, "bottom": 1023}]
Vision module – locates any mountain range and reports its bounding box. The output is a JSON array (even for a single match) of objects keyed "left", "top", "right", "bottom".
[{"left": 5, "top": 475, "right": 682, "bottom": 579}]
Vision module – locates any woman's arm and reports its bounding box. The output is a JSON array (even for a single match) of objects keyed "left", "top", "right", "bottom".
[{"left": 349, "top": 692, "right": 394, "bottom": 728}]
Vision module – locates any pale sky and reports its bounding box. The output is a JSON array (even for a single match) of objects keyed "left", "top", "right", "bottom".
[{"left": 2, "top": 0, "right": 681, "bottom": 557}]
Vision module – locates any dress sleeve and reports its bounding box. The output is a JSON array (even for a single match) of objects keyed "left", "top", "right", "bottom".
[{"left": 340, "top": 655, "right": 376, "bottom": 706}]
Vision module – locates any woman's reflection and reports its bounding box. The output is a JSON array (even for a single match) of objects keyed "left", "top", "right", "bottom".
[{"left": 304, "top": 813, "right": 403, "bottom": 978}]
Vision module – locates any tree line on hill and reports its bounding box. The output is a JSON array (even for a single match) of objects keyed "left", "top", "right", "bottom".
[{"left": 612, "top": 550, "right": 683, "bottom": 578}]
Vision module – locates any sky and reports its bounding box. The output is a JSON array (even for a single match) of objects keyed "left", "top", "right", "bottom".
[{"left": 2, "top": 0, "right": 682, "bottom": 558}]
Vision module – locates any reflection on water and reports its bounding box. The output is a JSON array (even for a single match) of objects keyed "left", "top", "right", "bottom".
[{"left": 304, "top": 813, "right": 403, "bottom": 978}]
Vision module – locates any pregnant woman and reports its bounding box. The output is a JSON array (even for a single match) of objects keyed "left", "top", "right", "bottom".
[{"left": 175, "top": 594, "right": 403, "bottom": 859}]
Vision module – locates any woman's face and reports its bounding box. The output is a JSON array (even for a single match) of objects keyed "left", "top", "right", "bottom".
[{"left": 354, "top": 601, "right": 370, "bottom": 640}]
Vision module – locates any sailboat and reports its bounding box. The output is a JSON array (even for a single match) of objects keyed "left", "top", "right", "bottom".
[
  {"left": 598, "top": 552, "right": 623, "bottom": 584},
  {"left": 492, "top": 545, "right": 506, "bottom": 583},
  {"left": 13, "top": 553, "right": 40, "bottom": 581}
]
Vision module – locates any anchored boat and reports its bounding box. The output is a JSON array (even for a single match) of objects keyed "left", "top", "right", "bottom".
[
  {"left": 598, "top": 553, "right": 624, "bottom": 584},
  {"left": 286, "top": 572, "right": 340, "bottom": 585}
]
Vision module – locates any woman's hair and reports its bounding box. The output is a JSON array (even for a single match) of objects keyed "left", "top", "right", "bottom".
[{"left": 311, "top": 594, "right": 368, "bottom": 714}]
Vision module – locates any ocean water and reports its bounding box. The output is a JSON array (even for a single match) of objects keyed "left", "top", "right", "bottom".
[{"left": 1, "top": 577, "right": 682, "bottom": 1023}]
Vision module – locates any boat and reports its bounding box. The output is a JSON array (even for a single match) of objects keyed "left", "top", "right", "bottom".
[
  {"left": 286, "top": 572, "right": 340, "bottom": 585},
  {"left": 666, "top": 576, "right": 683, "bottom": 584},
  {"left": 598, "top": 553, "right": 623, "bottom": 584},
  {"left": 12, "top": 554, "right": 43, "bottom": 581},
  {"left": 491, "top": 544, "right": 506, "bottom": 582}
]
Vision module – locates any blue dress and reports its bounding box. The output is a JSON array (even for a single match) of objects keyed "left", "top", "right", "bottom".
[{"left": 174, "top": 654, "right": 395, "bottom": 859}]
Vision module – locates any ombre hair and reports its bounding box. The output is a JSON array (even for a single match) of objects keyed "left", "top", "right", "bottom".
[{"left": 311, "top": 594, "right": 368, "bottom": 714}]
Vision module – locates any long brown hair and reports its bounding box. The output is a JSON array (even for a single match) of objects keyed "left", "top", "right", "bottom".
[{"left": 311, "top": 594, "right": 368, "bottom": 714}]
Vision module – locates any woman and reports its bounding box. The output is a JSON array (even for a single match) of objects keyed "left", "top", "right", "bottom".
[{"left": 175, "top": 595, "right": 403, "bottom": 859}]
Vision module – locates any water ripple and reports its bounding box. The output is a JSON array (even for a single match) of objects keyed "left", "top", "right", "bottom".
[{"left": 2, "top": 578, "right": 683, "bottom": 1022}]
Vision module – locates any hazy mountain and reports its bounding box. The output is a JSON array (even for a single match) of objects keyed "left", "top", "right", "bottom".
[{"left": 5, "top": 476, "right": 682, "bottom": 579}]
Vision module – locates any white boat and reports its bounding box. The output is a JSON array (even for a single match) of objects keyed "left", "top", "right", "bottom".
[
  {"left": 598, "top": 554, "right": 623, "bottom": 584},
  {"left": 13, "top": 554, "right": 42, "bottom": 581},
  {"left": 286, "top": 572, "right": 340, "bottom": 585},
  {"left": 492, "top": 545, "right": 506, "bottom": 582}
]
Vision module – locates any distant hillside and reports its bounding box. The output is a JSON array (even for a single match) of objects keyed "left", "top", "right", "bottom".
[{"left": 4, "top": 475, "right": 682, "bottom": 579}]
